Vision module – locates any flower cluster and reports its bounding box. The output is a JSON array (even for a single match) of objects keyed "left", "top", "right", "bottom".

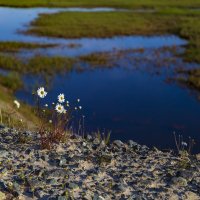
[{"left": 36, "top": 88, "right": 82, "bottom": 114}]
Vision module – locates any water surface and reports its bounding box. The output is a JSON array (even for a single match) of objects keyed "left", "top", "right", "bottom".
[
  {"left": 1, "top": 7, "right": 200, "bottom": 152},
  {"left": 16, "top": 48, "right": 200, "bottom": 152},
  {"left": 0, "top": 7, "right": 187, "bottom": 57}
]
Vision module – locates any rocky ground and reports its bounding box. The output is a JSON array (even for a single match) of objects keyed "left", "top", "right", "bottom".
[{"left": 0, "top": 126, "right": 200, "bottom": 200}]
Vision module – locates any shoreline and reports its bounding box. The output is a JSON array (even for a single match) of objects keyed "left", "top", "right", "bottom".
[{"left": 0, "top": 125, "right": 199, "bottom": 199}]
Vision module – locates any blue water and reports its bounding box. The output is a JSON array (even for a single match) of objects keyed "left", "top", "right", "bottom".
[
  {"left": 0, "top": 7, "right": 187, "bottom": 57},
  {"left": 16, "top": 49, "right": 200, "bottom": 152},
  {"left": 0, "top": 7, "right": 200, "bottom": 152}
]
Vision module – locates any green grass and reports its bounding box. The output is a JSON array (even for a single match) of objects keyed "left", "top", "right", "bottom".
[
  {"left": 0, "top": 0, "right": 200, "bottom": 9},
  {"left": 28, "top": 12, "right": 173, "bottom": 38},
  {"left": 178, "top": 17, "right": 200, "bottom": 63},
  {"left": 0, "top": 72, "right": 23, "bottom": 91},
  {"left": 0, "top": 54, "right": 22, "bottom": 71},
  {"left": 27, "top": 10, "right": 200, "bottom": 63},
  {"left": 25, "top": 55, "right": 74, "bottom": 74},
  {"left": 0, "top": 55, "right": 74, "bottom": 74},
  {"left": 0, "top": 41, "right": 56, "bottom": 52},
  {"left": 79, "top": 53, "right": 111, "bottom": 66}
]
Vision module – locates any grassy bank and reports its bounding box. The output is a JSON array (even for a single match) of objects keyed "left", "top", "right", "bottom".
[
  {"left": 0, "top": 41, "right": 56, "bottom": 52},
  {"left": 0, "top": 0, "right": 200, "bottom": 9},
  {"left": 0, "top": 85, "right": 39, "bottom": 130},
  {"left": 27, "top": 9, "right": 200, "bottom": 63},
  {"left": 28, "top": 12, "right": 171, "bottom": 38},
  {"left": 0, "top": 54, "right": 74, "bottom": 129},
  {"left": 0, "top": 55, "right": 74, "bottom": 74},
  {"left": 0, "top": 72, "right": 22, "bottom": 91}
]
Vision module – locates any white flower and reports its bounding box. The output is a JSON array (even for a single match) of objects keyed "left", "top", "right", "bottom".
[
  {"left": 58, "top": 93, "right": 65, "bottom": 103},
  {"left": 37, "top": 87, "right": 47, "bottom": 98},
  {"left": 75, "top": 107, "right": 77, "bottom": 110},
  {"left": 79, "top": 106, "right": 82, "bottom": 110},
  {"left": 14, "top": 100, "right": 20, "bottom": 109},
  {"left": 77, "top": 99, "right": 80, "bottom": 102},
  {"left": 52, "top": 102, "right": 55, "bottom": 105},
  {"left": 49, "top": 120, "right": 52, "bottom": 123},
  {"left": 55, "top": 104, "right": 64, "bottom": 114},
  {"left": 44, "top": 104, "right": 48, "bottom": 107}
]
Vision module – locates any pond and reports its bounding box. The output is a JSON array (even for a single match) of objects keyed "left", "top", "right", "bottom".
[{"left": 1, "top": 7, "right": 200, "bottom": 152}]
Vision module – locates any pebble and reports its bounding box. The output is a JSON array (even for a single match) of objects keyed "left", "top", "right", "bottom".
[
  {"left": 0, "top": 126, "right": 199, "bottom": 200},
  {"left": 0, "top": 192, "right": 6, "bottom": 200}
]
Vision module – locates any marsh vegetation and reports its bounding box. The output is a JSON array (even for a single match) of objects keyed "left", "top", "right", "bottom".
[{"left": 0, "top": 0, "right": 200, "bottom": 151}]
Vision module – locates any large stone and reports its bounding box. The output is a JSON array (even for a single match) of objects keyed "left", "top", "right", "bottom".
[
  {"left": 35, "top": 190, "right": 45, "bottom": 199},
  {"left": 93, "top": 138, "right": 100, "bottom": 145},
  {"left": 47, "top": 179, "right": 57, "bottom": 185},
  {"left": 171, "top": 177, "right": 187, "bottom": 187},
  {"left": 93, "top": 193, "right": 105, "bottom": 200},
  {"left": 196, "top": 154, "right": 200, "bottom": 161},
  {"left": 50, "top": 169, "right": 68, "bottom": 178},
  {"left": 185, "top": 191, "right": 199, "bottom": 200},
  {"left": 113, "top": 140, "right": 124, "bottom": 148},
  {"left": 177, "top": 170, "right": 194, "bottom": 182},
  {"left": 59, "top": 158, "right": 67, "bottom": 166},
  {"left": 0, "top": 192, "right": 6, "bottom": 200},
  {"left": 87, "top": 134, "right": 93, "bottom": 141},
  {"left": 0, "top": 150, "right": 8, "bottom": 158},
  {"left": 58, "top": 196, "right": 68, "bottom": 200},
  {"left": 128, "top": 140, "right": 140, "bottom": 150},
  {"left": 12, "top": 182, "right": 21, "bottom": 196},
  {"left": 68, "top": 183, "right": 79, "bottom": 190}
]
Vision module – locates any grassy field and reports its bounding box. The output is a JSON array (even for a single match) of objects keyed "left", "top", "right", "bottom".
[
  {"left": 0, "top": 0, "right": 200, "bottom": 9},
  {"left": 0, "top": 55, "right": 74, "bottom": 74},
  {"left": 0, "top": 72, "right": 22, "bottom": 91},
  {"left": 28, "top": 12, "right": 171, "bottom": 38},
  {"left": 27, "top": 9, "right": 200, "bottom": 63},
  {"left": 0, "top": 41, "right": 56, "bottom": 52}
]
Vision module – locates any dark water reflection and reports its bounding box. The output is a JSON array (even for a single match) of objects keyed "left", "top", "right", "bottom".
[
  {"left": 1, "top": 6, "right": 199, "bottom": 152},
  {"left": 16, "top": 48, "right": 200, "bottom": 152}
]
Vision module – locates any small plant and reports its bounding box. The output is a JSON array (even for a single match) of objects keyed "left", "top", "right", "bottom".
[
  {"left": 0, "top": 99, "right": 24, "bottom": 128},
  {"left": 94, "top": 130, "right": 111, "bottom": 145},
  {"left": 33, "top": 87, "right": 82, "bottom": 149},
  {"left": 173, "top": 132, "right": 195, "bottom": 155}
]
